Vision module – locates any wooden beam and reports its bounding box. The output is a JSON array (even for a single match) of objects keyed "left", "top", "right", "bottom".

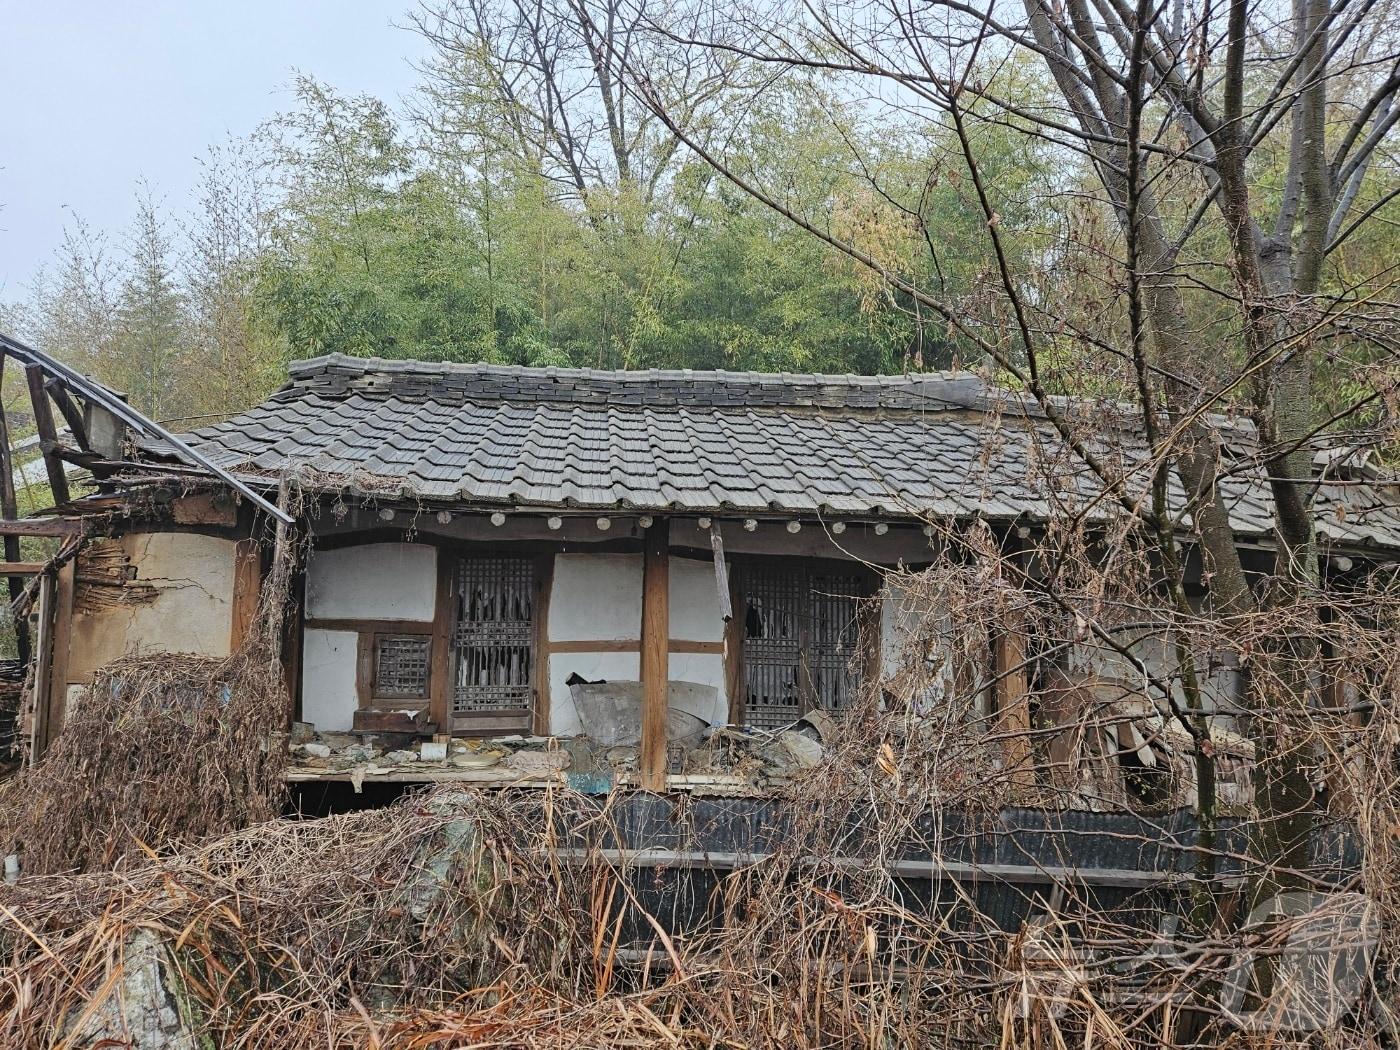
[
  {"left": 44, "top": 560, "right": 76, "bottom": 743},
  {"left": 532, "top": 553, "right": 554, "bottom": 737},
  {"left": 639, "top": 519, "right": 671, "bottom": 791},
  {"left": 428, "top": 550, "right": 454, "bottom": 731},
  {"left": 229, "top": 538, "right": 262, "bottom": 652},
  {"left": 0, "top": 517, "right": 83, "bottom": 538},
  {"left": 724, "top": 570, "right": 746, "bottom": 724},
  {"left": 0, "top": 357, "right": 29, "bottom": 664},
  {"left": 993, "top": 612, "right": 1036, "bottom": 791},
  {"left": 28, "top": 573, "right": 55, "bottom": 760},
  {"left": 0, "top": 562, "right": 51, "bottom": 577},
  {"left": 25, "top": 364, "right": 69, "bottom": 507},
  {"left": 547, "top": 638, "right": 723, "bottom": 655}
]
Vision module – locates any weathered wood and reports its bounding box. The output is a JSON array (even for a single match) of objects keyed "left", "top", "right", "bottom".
[
  {"left": 174, "top": 493, "right": 239, "bottom": 527},
  {"left": 45, "top": 559, "right": 76, "bottom": 741},
  {"left": 25, "top": 364, "right": 69, "bottom": 506},
  {"left": 710, "top": 523, "right": 732, "bottom": 622},
  {"left": 228, "top": 538, "right": 262, "bottom": 652},
  {"left": 0, "top": 517, "right": 83, "bottom": 537},
  {"left": 548, "top": 638, "right": 723, "bottom": 655},
  {"left": 0, "top": 358, "right": 30, "bottom": 664},
  {"left": 724, "top": 571, "right": 746, "bottom": 724},
  {"left": 993, "top": 613, "right": 1036, "bottom": 790},
  {"left": 0, "top": 562, "right": 51, "bottom": 577},
  {"left": 302, "top": 617, "right": 434, "bottom": 634},
  {"left": 428, "top": 551, "right": 454, "bottom": 730},
  {"left": 355, "top": 631, "right": 374, "bottom": 709},
  {"left": 639, "top": 520, "right": 671, "bottom": 791},
  {"left": 532, "top": 553, "right": 554, "bottom": 736},
  {"left": 28, "top": 573, "right": 55, "bottom": 760}
]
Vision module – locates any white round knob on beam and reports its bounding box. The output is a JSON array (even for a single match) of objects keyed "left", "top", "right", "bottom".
[
  {"left": 546, "top": 516, "right": 563, "bottom": 531},
  {"left": 596, "top": 517, "right": 612, "bottom": 531},
  {"left": 874, "top": 522, "right": 889, "bottom": 536},
  {"left": 377, "top": 507, "right": 395, "bottom": 522},
  {"left": 698, "top": 516, "right": 712, "bottom": 530},
  {"left": 743, "top": 518, "right": 758, "bottom": 531},
  {"left": 786, "top": 520, "right": 802, "bottom": 534},
  {"left": 489, "top": 511, "right": 506, "bottom": 527},
  {"left": 639, "top": 515, "right": 654, "bottom": 529},
  {"left": 437, "top": 510, "right": 454, "bottom": 525},
  {"left": 831, "top": 521, "right": 846, "bottom": 535}
]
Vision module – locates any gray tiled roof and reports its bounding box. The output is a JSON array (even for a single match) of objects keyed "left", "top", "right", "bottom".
[{"left": 172, "top": 354, "right": 1400, "bottom": 551}]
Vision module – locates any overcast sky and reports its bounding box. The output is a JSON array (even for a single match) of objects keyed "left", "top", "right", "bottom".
[{"left": 0, "top": 1, "right": 428, "bottom": 301}]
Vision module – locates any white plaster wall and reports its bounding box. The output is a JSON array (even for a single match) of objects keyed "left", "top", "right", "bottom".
[
  {"left": 305, "top": 543, "right": 437, "bottom": 622},
  {"left": 301, "top": 628, "right": 360, "bottom": 731},
  {"left": 669, "top": 557, "right": 726, "bottom": 642},
  {"left": 547, "top": 652, "right": 640, "bottom": 737},
  {"left": 667, "top": 653, "right": 727, "bottom": 724},
  {"left": 69, "top": 532, "right": 237, "bottom": 682},
  {"left": 548, "top": 553, "right": 642, "bottom": 641}
]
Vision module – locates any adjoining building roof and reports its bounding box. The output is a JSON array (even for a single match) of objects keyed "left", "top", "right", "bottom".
[{"left": 170, "top": 354, "right": 1400, "bottom": 551}]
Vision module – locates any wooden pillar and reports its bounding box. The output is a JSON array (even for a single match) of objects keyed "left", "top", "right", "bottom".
[
  {"left": 429, "top": 551, "right": 455, "bottom": 733},
  {"left": 43, "top": 560, "right": 76, "bottom": 745},
  {"left": 639, "top": 519, "right": 671, "bottom": 791},
  {"left": 993, "top": 611, "right": 1036, "bottom": 790},
  {"left": 229, "top": 538, "right": 262, "bottom": 653},
  {"left": 0, "top": 357, "right": 29, "bottom": 665}
]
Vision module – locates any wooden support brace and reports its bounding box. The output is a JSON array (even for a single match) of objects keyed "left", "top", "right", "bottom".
[
  {"left": 0, "top": 517, "right": 83, "bottom": 538},
  {"left": 25, "top": 364, "right": 69, "bottom": 507},
  {"left": 639, "top": 519, "right": 671, "bottom": 791}
]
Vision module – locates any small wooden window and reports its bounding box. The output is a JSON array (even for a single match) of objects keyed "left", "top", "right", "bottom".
[
  {"left": 373, "top": 634, "right": 432, "bottom": 699},
  {"left": 740, "top": 563, "right": 872, "bottom": 728}
]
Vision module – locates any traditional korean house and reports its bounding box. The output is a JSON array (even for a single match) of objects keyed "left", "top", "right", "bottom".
[{"left": 6, "top": 341, "right": 1400, "bottom": 798}]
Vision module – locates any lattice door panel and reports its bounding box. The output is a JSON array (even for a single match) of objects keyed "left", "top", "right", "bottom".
[
  {"left": 806, "top": 573, "right": 866, "bottom": 713},
  {"left": 374, "top": 634, "right": 431, "bottom": 699},
  {"left": 741, "top": 567, "right": 806, "bottom": 728},
  {"left": 453, "top": 555, "right": 535, "bottom": 716},
  {"left": 741, "top": 564, "right": 870, "bottom": 728}
]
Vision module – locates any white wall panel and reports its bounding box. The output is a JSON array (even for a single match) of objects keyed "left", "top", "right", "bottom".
[
  {"left": 301, "top": 628, "right": 359, "bottom": 731},
  {"left": 305, "top": 543, "right": 436, "bottom": 622}
]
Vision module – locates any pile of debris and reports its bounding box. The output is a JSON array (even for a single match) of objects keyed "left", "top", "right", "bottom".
[{"left": 285, "top": 713, "right": 835, "bottom": 796}]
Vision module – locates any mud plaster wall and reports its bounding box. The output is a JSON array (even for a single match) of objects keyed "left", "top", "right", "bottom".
[
  {"left": 67, "top": 532, "right": 238, "bottom": 686},
  {"left": 877, "top": 576, "right": 956, "bottom": 713}
]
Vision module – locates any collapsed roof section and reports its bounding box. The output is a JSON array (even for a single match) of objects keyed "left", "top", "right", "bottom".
[
  {"left": 153, "top": 353, "right": 1400, "bottom": 551},
  {"left": 0, "top": 332, "right": 291, "bottom": 525}
]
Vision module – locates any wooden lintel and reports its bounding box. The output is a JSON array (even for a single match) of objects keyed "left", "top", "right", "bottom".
[
  {"left": 0, "top": 517, "right": 84, "bottom": 538},
  {"left": 548, "top": 638, "right": 722, "bottom": 655},
  {"left": 639, "top": 519, "right": 671, "bottom": 792},
  {"left": 0, "top": 562, "right": 51, "bottom": 577}
]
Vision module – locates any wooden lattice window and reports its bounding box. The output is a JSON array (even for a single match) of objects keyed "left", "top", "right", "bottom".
[
  {"left": 740, "top": 563, "right": 871, "bottom": 728},
  {"left": 373, "top": 634, "right": 432, "bottom": 699},
  {"left": 452, "top": 555, "right": 535, "bottom": 718}
]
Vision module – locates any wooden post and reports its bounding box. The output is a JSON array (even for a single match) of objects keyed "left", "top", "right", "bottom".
[
  {"left": 25, "top": 365, "right": 69, "bottom": 507},
  {"left": 429, "top": 551, "right": 454, "bottom": 733},
  {"left": 532, "top": 553, "right": 554, "bottom": 737},
  {"left": 993, "top": 611, "right": 1036, "bottom": 791},
  {"left": 44, "top": 560, "right": 76, "bottom": 743},
  {"left": 28, "top": 572, "right": 55, "bottom": 760},
  {"left": 229, "top": 538, "right": 262, "bottom": 653},
  {"left": 639, "top": 519, "right": 671, "bottom": 791},
  {"left": 0, "top": 356, "right": 29, "bottom": 665}
]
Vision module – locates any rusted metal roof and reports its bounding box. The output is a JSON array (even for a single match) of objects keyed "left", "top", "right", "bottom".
[{"left": 167, "top": 354, "right": 1400, "bottom": 551}]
